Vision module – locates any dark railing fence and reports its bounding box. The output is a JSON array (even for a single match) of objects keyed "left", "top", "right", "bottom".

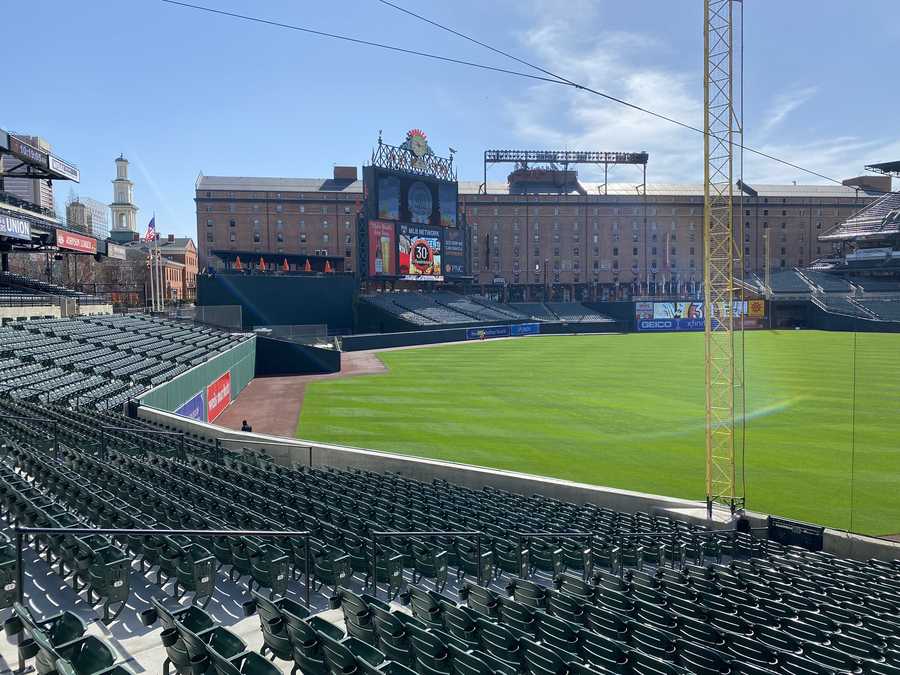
[
  {"left": 0, "top": 414, "right": 59, "bottom": 457},
  {"left": 99, "top": 425, "right": 185, "bottom": 461}
]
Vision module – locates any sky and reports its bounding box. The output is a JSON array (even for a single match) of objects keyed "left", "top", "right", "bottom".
[{"left": 7, "top": 0, "right": 900, "bottom": 238}]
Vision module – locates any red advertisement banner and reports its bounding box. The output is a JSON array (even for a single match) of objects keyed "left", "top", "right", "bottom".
[
  {"left": 56, "top": 229, "right": 97, "bottom": 254},
  {"left": 206, "top": 371, "right": 232, "bottom": 422}
]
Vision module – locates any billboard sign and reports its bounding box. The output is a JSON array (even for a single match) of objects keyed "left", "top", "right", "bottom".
[
  {"left": 438, "top": 183, "right": 457, "bottom": 227},
  {"left": 510, "top": 322, "right": 540, "bottom": 336},
  {"left": 367, "top": 220, "right": 396, "bottom": 277},
  {"left": 56, "top": 229, "right": 97, "bottom": 254},
  {"left": 107, "top": 242, "right": 127, "bottom": 260},
  {"left": 636, "top": 300, "right": 760, "bottom": 331},
  {"left": 175, "top": 391, "right": 206, "bottom": 421},
  {"left": 48, "top": 155, "right": 80, "bottom": 182},
  {"left": 398, "top": 223, "right": 442, "bottom": 281},
  {"left": 206, "top": 371, "right": 232, "bottom": 422},
  {"left": 442, "top": 226, "right": 466, "bottom": 276},
  {"left": 466, "top": 325, "right": 511, "bottom": 340},
  {"left": 377, "top": 174, "right": 400, "bottom": 220},
  {"left": 0, "top": 215, "right": 32, "bottom": 241},
  {"left": 9, "top": 136, "right": 48, "bottom": 168}
]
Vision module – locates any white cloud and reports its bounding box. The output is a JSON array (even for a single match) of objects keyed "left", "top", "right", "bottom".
[
  {"left": 759, "top": 86, "right": 818, "bottom": 136},
  {"left": 503, "top": 6, "right": 704, "bottom": 184},
  {"left": 503, "top": 8, "right": 894, "bottom": 189}
]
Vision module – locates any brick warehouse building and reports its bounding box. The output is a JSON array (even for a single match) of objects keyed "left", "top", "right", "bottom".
[{"left": 195, "top": 165, "right": 881, "bottom": 300}]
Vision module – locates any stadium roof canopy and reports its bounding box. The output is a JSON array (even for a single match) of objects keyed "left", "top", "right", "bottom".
[
  {"left": 865, "top": 160, "right": 900, "bottom": 176},
  {"left": 198, "top": 175, "right": 876, "bottom": 199},
  {"left": 819, "top": 191, "right": 900, "bottom": 241}
]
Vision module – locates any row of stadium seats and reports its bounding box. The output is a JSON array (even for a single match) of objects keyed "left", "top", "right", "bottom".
[
  {"left": 1, "top": 397, "right": 899, "bottom": 675},
  {"left": 362, "top": 293, "right": 613, "bottom": 327},
  {"left": 0, "top": 271, "right": 106, "bottom": 305},
  {"left": 0, "top": 314, "right": 247, "bottom": 408}
]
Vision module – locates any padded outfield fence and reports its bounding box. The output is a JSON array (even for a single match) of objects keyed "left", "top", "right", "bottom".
[{"left": 139, "top": 335, "right": 256, "bottom": 418}]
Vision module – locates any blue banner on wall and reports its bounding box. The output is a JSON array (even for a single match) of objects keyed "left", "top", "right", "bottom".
[
  {"left": 466, "top": 323, "right": 541, "bottom": 340},
  {"left": 175, "top": 391, "right": 206, "bottom": 421},
  {"left": 466, "top": 325, "right": 510, "bottom": 340},
  {"left": 637, "top": 318, "right": 705, "bottom": 332},
  {"left": 510, "top": 322, "right": 540, "bottom": 336}
]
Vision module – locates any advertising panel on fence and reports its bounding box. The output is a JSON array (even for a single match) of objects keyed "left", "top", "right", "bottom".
[
  {"left": 206, "top": 371, "right": 232, "bottom": 422},
  {"left": 367, "top": 220, "right": 396, "bottom": 277},
  {"left": 635, "top": 302, "right": 653, "bottom": 320},
  {"left": 466, "top": 325, "right": 511, "bottom": 340},
  {"left": 398, "top": 223, "right": 443, "bottom": 281},
  {"left": 0, "top": 215, "right": 32, "bottom": 241},
  {"left": 510, "top": 322, "right": 540, "bottom": 336},
  {"left": 636, "top": 300, "right": 764, "bottom": 331},
  {"left": 56, "top": 228, "right": 97, "bottom": 254},
  {"left": 442, "top": 226, "right": 466, "bottom": 277},
  {"left": 175, "top": 391, "right": 206, "bottom": 421}
]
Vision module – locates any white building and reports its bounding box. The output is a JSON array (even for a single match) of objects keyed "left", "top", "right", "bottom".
[{"left": 110, "top": 155, "right": 138, "bottom": 234}]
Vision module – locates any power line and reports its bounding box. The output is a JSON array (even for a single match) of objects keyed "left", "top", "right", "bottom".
[
  {"left": 375, "top": 0, "right": 891, "bottom": 191},
  {"left": 160, "top": 0, "right": 564, "bottom": 85},
  {"left": 163, "top": 0, "right": 890, "bottom": 194}
]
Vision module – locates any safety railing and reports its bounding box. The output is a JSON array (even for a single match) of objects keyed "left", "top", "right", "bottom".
[
  {"left": 99, "top": 425, "right": 185, "bottom": 461},
  {"left": 0, "top": 414, "right": 59, "bottom": 458}
]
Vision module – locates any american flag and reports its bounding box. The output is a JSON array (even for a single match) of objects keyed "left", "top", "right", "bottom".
[{"left": 144, "top": 216, "right": 157, "bottom": 243}]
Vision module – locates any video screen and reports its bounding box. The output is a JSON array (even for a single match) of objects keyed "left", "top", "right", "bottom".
[
  {"left": 368, "top": 220, "right": 396, "bottom": 277},
  {"left": 442, "top": 226, "right": 466, "bottom": 276},
  {"left": 398, "top": 223, "right": 443, "bottom": 281},
  {"left": 369, "top": 167, "right": 456, "bottom": 227}
]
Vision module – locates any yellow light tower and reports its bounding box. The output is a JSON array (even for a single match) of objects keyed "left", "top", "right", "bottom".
[{"left": 703, "top": 0, "right": 744, "bottom": 515}]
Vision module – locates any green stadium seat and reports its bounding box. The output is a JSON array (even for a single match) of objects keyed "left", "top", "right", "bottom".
[{"left": 30, "top": 633, "right": 116, "bottom": 675}]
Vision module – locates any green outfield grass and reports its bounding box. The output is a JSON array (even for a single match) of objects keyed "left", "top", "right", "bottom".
[{"left": 297, "top": 331, "right": 900, "bottom": 536}]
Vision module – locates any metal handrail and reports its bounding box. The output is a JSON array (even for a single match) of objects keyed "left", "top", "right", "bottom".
[
  {"left": 0, "top": 414, "right": 59, "bottom": 457},
  {"left": 100, "top": 425, "right": 184, "bottom": 460}
]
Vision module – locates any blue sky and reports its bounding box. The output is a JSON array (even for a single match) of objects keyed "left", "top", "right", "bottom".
[{"left": 7, "top": 1, "right": 899, "bottom": 238}]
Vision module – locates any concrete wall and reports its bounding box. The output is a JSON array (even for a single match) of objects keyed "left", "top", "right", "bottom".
[
  {"left": 137, "top": 405, "right": 900, "bottom": 563},
  {"left": 77, "top": 303, "right": 113, "bottom": 316},
  {"left": 0, "top": 305, "right": 60, "bottom": 321}
]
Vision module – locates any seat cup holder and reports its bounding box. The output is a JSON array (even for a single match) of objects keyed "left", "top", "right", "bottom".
[
  {"left": 160, "top": 627, "right": 180, "bottom": 648},
  {"left": 18, "top": 638, "right": 39, "bottom": 659}
]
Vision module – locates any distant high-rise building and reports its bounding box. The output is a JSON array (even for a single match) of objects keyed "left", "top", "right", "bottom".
[
  {"left": 81, "top": 197, "right": 109, "bottom": 234},
  {"left": 0, "top": 134, "right": 55, "bottom": 212},
  {"left": 110, "top": 155, "right": 138, "bottom": 234}
]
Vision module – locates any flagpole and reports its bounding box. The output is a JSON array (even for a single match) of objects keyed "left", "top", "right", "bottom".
[
  {"left": 148, "top": 224, "right": 157, "bottom": 312},
  {"left": 155, "top": 216, "right": 163, "bottom": 311}
]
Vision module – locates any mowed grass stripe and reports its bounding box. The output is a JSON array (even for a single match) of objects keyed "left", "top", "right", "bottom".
[{"left": 297, "top": 331, "right": 900, "bottom": 536}]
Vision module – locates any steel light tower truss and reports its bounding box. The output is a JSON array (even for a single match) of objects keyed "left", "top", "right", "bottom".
[{"left": 703, "top": 0, "right": 744, "bottom": 515}]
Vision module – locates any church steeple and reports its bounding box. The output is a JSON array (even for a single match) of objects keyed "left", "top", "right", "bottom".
[{"left": 110, "top": 155, "right": 138, "bottom": 232}]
